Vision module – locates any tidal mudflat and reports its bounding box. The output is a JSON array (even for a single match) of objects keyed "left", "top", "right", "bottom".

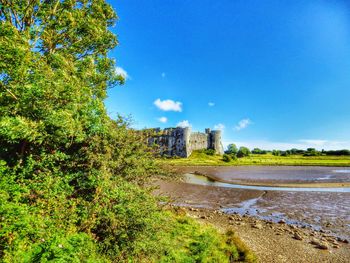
[
  {"left": 159, "top": 166, "right": 350, "bottom": 240},
  {"left": 156, "top": 178, "right": 350, "bottom": 262}
]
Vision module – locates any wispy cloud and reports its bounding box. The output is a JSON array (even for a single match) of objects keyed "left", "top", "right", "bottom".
[
  {"left": 161, "top": 72, "right": 166, "bottom": 78},
  {"left": 177, "top": 120, "right": 191, "bottom": 128},
  {"left": 154, "top": 98, "right": 182, "bottom": 112},
  {"left": 115, "top": 66, "right": 129, "bottom": 80},
  {"left": 234, "top": 118, "right": 252, "bottom": 131},
  {"left": 214, "top": 123, "right": 225, "bottom": 131},
  {"left": 208, "top": 102, "right": 215, "bottom": 107},
  {"left": 157, "top": 117, "right": 168, "bottom": 123}
]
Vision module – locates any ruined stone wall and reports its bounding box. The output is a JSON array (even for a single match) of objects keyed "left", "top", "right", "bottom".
[
  {"left": 147, "top": 127, "right": 190, "bottom": 157},
  {"left": 189, "top": 132, "right": 209, "bottom": 153},
  {"left": 147, "top": 127, "right": 223, "bottom": 157}
]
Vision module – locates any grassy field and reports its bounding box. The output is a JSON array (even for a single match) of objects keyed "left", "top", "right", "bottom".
[{"left": 159, "top": 151, "right": 350, "bottom": 167}]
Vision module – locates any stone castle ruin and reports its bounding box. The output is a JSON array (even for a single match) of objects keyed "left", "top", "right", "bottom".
[{"left": 147, "top": 127, "right": 224, "bottom": 158}]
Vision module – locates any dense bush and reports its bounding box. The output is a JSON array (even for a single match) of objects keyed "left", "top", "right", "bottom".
[
  {"left": 324, "top": 149, "right": 350, "bottom": 156},
  {"left": 251, "top": 148, "right": 267, "bottom": 154},
  {"left": 237, "top": 147, "right": 251, "bottom": 158},
  {"left": 0, "top": 1, "right": 249, "bottom": 262},
  {"left": 222, "top": 154, "right": 232, "bottom": 162}
]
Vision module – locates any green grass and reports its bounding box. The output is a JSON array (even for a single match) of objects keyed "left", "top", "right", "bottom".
[
  {"left": 159, "top": 210, "right": 257, "bottom": 263},
  {"left": 159, "top": 151, "right": 350, "bottom": 167}
]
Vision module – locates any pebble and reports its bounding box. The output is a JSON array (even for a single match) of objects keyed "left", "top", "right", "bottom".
[
  {"left": 336, "top": 237, "right": 349, "bottom": 243},
  {"left": 317, "top": 242, "right": 329, "bottom": 250},
  {"left": 252, "top": 223, "right": 263, "bottom": 230},
  {"left": 311, "top": 238, "right": 329, "bottom": 250},
  {"left": 293, "top": 232, "right": 303, "bottom": 241}
]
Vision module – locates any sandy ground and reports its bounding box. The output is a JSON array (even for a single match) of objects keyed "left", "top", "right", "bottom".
[{"left": 155, "top": 180, "right": 350, "bottom": 263}]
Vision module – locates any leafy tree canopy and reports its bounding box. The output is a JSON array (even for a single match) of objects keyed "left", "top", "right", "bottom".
[
  {"left": 226, "top": 143, "right": 238, "bottom": 154},
  {"left": 0, "top": 1, "right": 246, "bottom": 262},
  {"left": 237, "top": 146, "right": 250, "bottom": 158}
]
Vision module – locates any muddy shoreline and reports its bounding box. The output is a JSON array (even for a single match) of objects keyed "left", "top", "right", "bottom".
[
  {"left": 155, "top": 177, "right": 350, "bottom": 262},
  {"left": 183, "top": 206, "right": 350, "bottom": 263}
]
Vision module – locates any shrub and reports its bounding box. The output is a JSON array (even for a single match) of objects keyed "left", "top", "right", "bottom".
[
  {"left": 231, "top": 154, "right": 238, "bottom": 161},
  {"left": 272, "top": 150, "right": 281, "bottom": 156},
  {"left": 237, "top": 147, "right": 251, "bottom": 158},
  {"left": 222, "top": 154, "right": 232, "bottom": 162},
  {"left": 204, "top": 149, "right": 216, "bottom": 155}
]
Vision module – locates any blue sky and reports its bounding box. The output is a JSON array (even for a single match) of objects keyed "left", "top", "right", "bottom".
[{"left": 105, "top": 0, "right": 350, "bottom": 150}]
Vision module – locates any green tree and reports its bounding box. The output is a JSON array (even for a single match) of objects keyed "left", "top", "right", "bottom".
[
  {"left": 304, "top": 148, "right": 320, "bottom": 156},
  {"left": 226, "top": 143, "right": 238, "bottom": 154},
  {"left": 272, "top": 150, "right": 281, "bottom": 156},
  {"left": 252, "top": 148, "right": 263, "bottom": 154},
  {"left": 237, "top": 147, "right": 250, "bottom": 158},
  {"left": 0, "top": 1, "right": 162, "bottom": 260},
  {"left": 0, "top": 2, "right": 248, "bottom": 262}
]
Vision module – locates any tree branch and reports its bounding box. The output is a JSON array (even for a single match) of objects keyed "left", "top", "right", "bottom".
[{"left": 0, "top": 83, "right": 18, "bottom": 100}]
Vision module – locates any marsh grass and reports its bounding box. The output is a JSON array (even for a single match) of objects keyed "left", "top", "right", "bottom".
[{"left": 160, "top": 151, "right": 350, "bottom": 167}]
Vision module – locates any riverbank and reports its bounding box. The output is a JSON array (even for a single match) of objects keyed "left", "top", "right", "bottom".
[
  {"left": 184, "top": 206, "right": 350, "bottom": 263},
  {"left": 159, "top": 152, "right": 350, "bottom": 167},
  {"left": 154, "top": 179, "right": 350, "bottom": 262}
]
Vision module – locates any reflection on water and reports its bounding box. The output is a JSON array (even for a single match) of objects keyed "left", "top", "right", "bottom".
[
  {"left": 333, "top": 169, "right": 350, "bottom": 173},
  {"left": 315, "top": 174, "right": 333, "bottom": 180},
  {"left": 184, "top": 173, "right": 350, "bottom": 193},
  {"left": 179, "top": 165, "right": 350, "bottom": 184}
]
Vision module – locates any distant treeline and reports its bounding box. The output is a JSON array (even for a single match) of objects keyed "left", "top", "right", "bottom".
[
  {"left": 253, "top": 148, "right": 350, "bottom": 156},
  {"left": 226, "top": 144, "right": 350, "bottom": 157}
]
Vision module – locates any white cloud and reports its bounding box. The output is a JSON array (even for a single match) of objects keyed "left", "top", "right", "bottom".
[
  {"left": 222, "top": 140, "right": 350, "bottom": 151},
  {"left": 157, "top": 117, "right": 168, "bottom": 123},
  {"left": 234, "top": 118, "right": 252, "bottom": 131},
  {"left": 161, "top": 72, "right": 166, "bottom": 78},
  {"left": 115, "top": 66, "right": 129, "bottom": 80},
  {"left": 177, "top": 120, "right": 191, "bottom": 128},
  {"left": 154, "top": 98, "right": 182, "bottom": 112},
  {"left": 214, "top": 123, "right": 225, "bottom": 131},
  {"left": 208, "top": 102, "right": 215, "bottom": 107}
]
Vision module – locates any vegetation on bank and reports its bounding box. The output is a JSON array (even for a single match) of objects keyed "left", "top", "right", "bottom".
[
  {"left": 161, "top": 150, "right": 350, "bottom": 166},
  {"left": 0, "top": 1, "right": 255, "bottom": 262}
]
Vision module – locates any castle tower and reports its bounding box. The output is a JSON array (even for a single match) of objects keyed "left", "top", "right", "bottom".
[
  {"left": 183, "top": 127, "right": 192, "bottom": 157},
  {"left": 210, "top": 130, "right": 224, "bottom": 154}
]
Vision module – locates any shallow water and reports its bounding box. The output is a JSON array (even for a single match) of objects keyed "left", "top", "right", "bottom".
[
  {"left": 179, "top": 166, "right": 350, "bottom": 184},
  {"left": 184, "top": 173, "right": 350, "bottom": 192}
]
